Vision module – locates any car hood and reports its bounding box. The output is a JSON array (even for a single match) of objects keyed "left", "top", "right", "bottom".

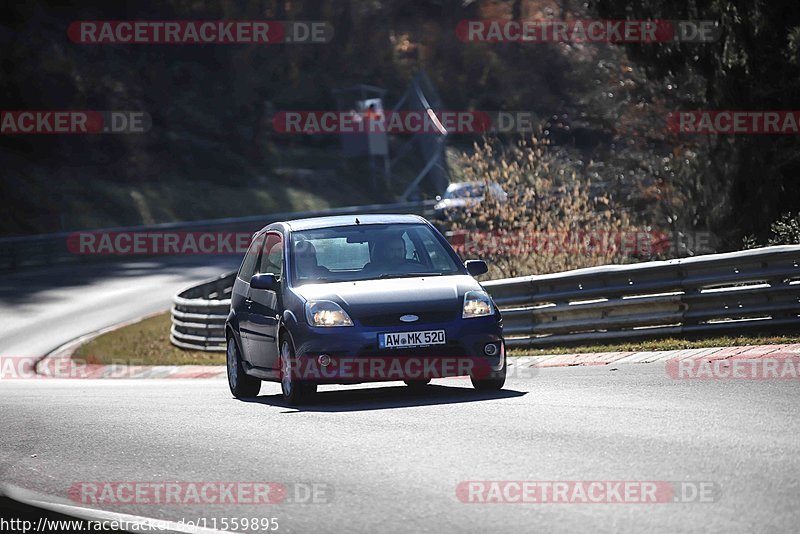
[{"left": 292, "top": 275, "right": 484, "bottom": 316}]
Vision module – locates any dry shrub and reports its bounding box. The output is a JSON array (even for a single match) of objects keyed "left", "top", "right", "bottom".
[{"left": 446, "top": 137, "right": 633, "bottom": 279}]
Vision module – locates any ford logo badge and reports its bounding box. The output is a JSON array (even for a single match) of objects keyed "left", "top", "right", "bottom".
[{"left": 399, "top": 314, "right": 419, "bottom": 323}]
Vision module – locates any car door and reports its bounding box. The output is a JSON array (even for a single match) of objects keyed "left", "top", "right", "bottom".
[
  {"left": 233, "top": 233, "right": 265, "bottom": 365},
  {"left": 246, "top": 231, "right": 284, "bottom": 370}
]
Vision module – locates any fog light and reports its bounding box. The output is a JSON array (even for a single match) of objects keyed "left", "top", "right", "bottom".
[
  {"left": 318, "top": 354, "right": 332, "bottom": 366},
  {"left": 484, "top": 343, "right": 498, "bottom": 356}
]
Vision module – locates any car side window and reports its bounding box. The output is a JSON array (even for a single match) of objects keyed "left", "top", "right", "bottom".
[
  {"left": 259, "top": 233, "right": 283, "bottom": 277},
  {"left": 238, "top": 234, "right": 265, "bottom": 282}
]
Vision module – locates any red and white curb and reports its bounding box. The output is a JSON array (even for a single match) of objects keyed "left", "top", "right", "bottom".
[
  {"left": 37, "top": 363, "right": 227, "bottom": 379},
  {"left": 33, "top": 314, "right": 227, "bottom": 380},
  {"left": 512, "top": 343, "right": 800, "bottom": 369},
  {"left": 28, "top": 340, "right": 800, "bottom": 379}
]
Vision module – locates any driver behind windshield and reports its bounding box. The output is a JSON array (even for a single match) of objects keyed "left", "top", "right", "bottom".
[
  {"left": 293, "top": 239, "right": 330, "bottom": 280},
  {"left": 363, "top": 235, "right": 415, "bottom": 274}
]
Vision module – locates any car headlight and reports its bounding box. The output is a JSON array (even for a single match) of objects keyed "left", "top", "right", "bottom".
[
  {"left": 462, "top": 290, "right": 494, "bottom": 319},
  {"left": 305, "top": 300, "right": 354, "bottom": 327}
]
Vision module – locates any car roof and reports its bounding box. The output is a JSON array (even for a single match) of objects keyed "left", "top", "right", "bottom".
[{"left": 282, "top": 213, "right": 427, "bottom": 232}]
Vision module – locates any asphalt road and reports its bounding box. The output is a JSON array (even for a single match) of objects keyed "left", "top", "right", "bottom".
[
  {"left": 1, "top": 365, "right": 798, "bottom": 533},
  {"left": 1, "top": 258, "right": 798, "bottom": 532},
  {"left": 0, "top": 257, "right": 240, "bottom": 357}
]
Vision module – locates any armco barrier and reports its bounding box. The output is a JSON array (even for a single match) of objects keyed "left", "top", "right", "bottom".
[
  {"left": 484, "top": 245, "right": 800, "bottom": 348},
  {"left": 170, "top": 245, "right": 800, "bottom": 351},
  {"left": 170, "top": 271, "right": 236, "bottom": 351}
]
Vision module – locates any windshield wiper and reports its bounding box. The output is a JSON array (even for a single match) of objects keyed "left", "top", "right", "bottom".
[{"left": 378, "top": 272, "right": 443, "bottom": 279}]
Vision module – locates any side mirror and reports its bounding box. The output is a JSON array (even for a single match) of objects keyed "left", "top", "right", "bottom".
[
  {"left": 465, "top": 260, "right": 488, "bottom": 276},
  {"left": 250, "top": 273, "right": 278, "bottom": 291}
]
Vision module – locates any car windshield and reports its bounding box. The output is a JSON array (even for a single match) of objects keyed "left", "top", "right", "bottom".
[{"left": 290, "top": 223, "right": 462, "bottom": 284}]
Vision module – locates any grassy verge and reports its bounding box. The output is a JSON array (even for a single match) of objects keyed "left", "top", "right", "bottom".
[
  {"left": 73, "top": 312, "right": 224, "bottom": 366},
  {"left": 508, "top": 334, "right": 800, "bottom": 357}
]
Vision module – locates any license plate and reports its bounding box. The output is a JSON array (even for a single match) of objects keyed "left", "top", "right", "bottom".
[{"left": 379, "top": 330, "right": 446, "bottom": 349}]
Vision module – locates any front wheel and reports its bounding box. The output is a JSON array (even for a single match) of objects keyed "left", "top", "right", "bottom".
[
  {"left": 227, "top": 337, "right": 261, "bottom": 398},
  {"left": 280, "top": 338, "right": 317, "bottom": 405},
  {"left": 470, "top": 355, "right": 506, "bottom": 392}
]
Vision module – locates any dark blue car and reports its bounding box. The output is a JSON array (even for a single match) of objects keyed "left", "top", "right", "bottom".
[{"left": 225, "top": 214, "right": 505, "bottom": 404}]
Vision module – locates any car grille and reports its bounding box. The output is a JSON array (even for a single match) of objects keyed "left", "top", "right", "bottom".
[{"left": 358, "top": 311, "right": 456, "bottom": 327}]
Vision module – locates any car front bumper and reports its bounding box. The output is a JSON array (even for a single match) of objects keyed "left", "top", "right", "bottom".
[{"left": 289, "top": 314, "right": 504, "bottom": 383}]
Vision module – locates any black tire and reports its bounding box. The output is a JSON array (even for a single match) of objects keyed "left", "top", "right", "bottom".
[
  {"left": 227, "top": 337, "right": 261, "bottom": 398},
  {"left": 470, "top": 355, "right": 506, "bottom": 392},
  {"left": 403, "top": 379, "right": 431, "bottom": 389},
  {"left": 279, "top": 337, "right": 317, "bottom": 406}
]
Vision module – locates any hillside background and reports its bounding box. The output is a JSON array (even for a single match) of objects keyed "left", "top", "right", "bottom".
[{"left": 1, "top": 0, "right": 799, "bottom": 251}]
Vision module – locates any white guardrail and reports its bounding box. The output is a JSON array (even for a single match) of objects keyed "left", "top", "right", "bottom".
[{"left": 171, "top": 245, "right": 800, "bottom": 351}]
